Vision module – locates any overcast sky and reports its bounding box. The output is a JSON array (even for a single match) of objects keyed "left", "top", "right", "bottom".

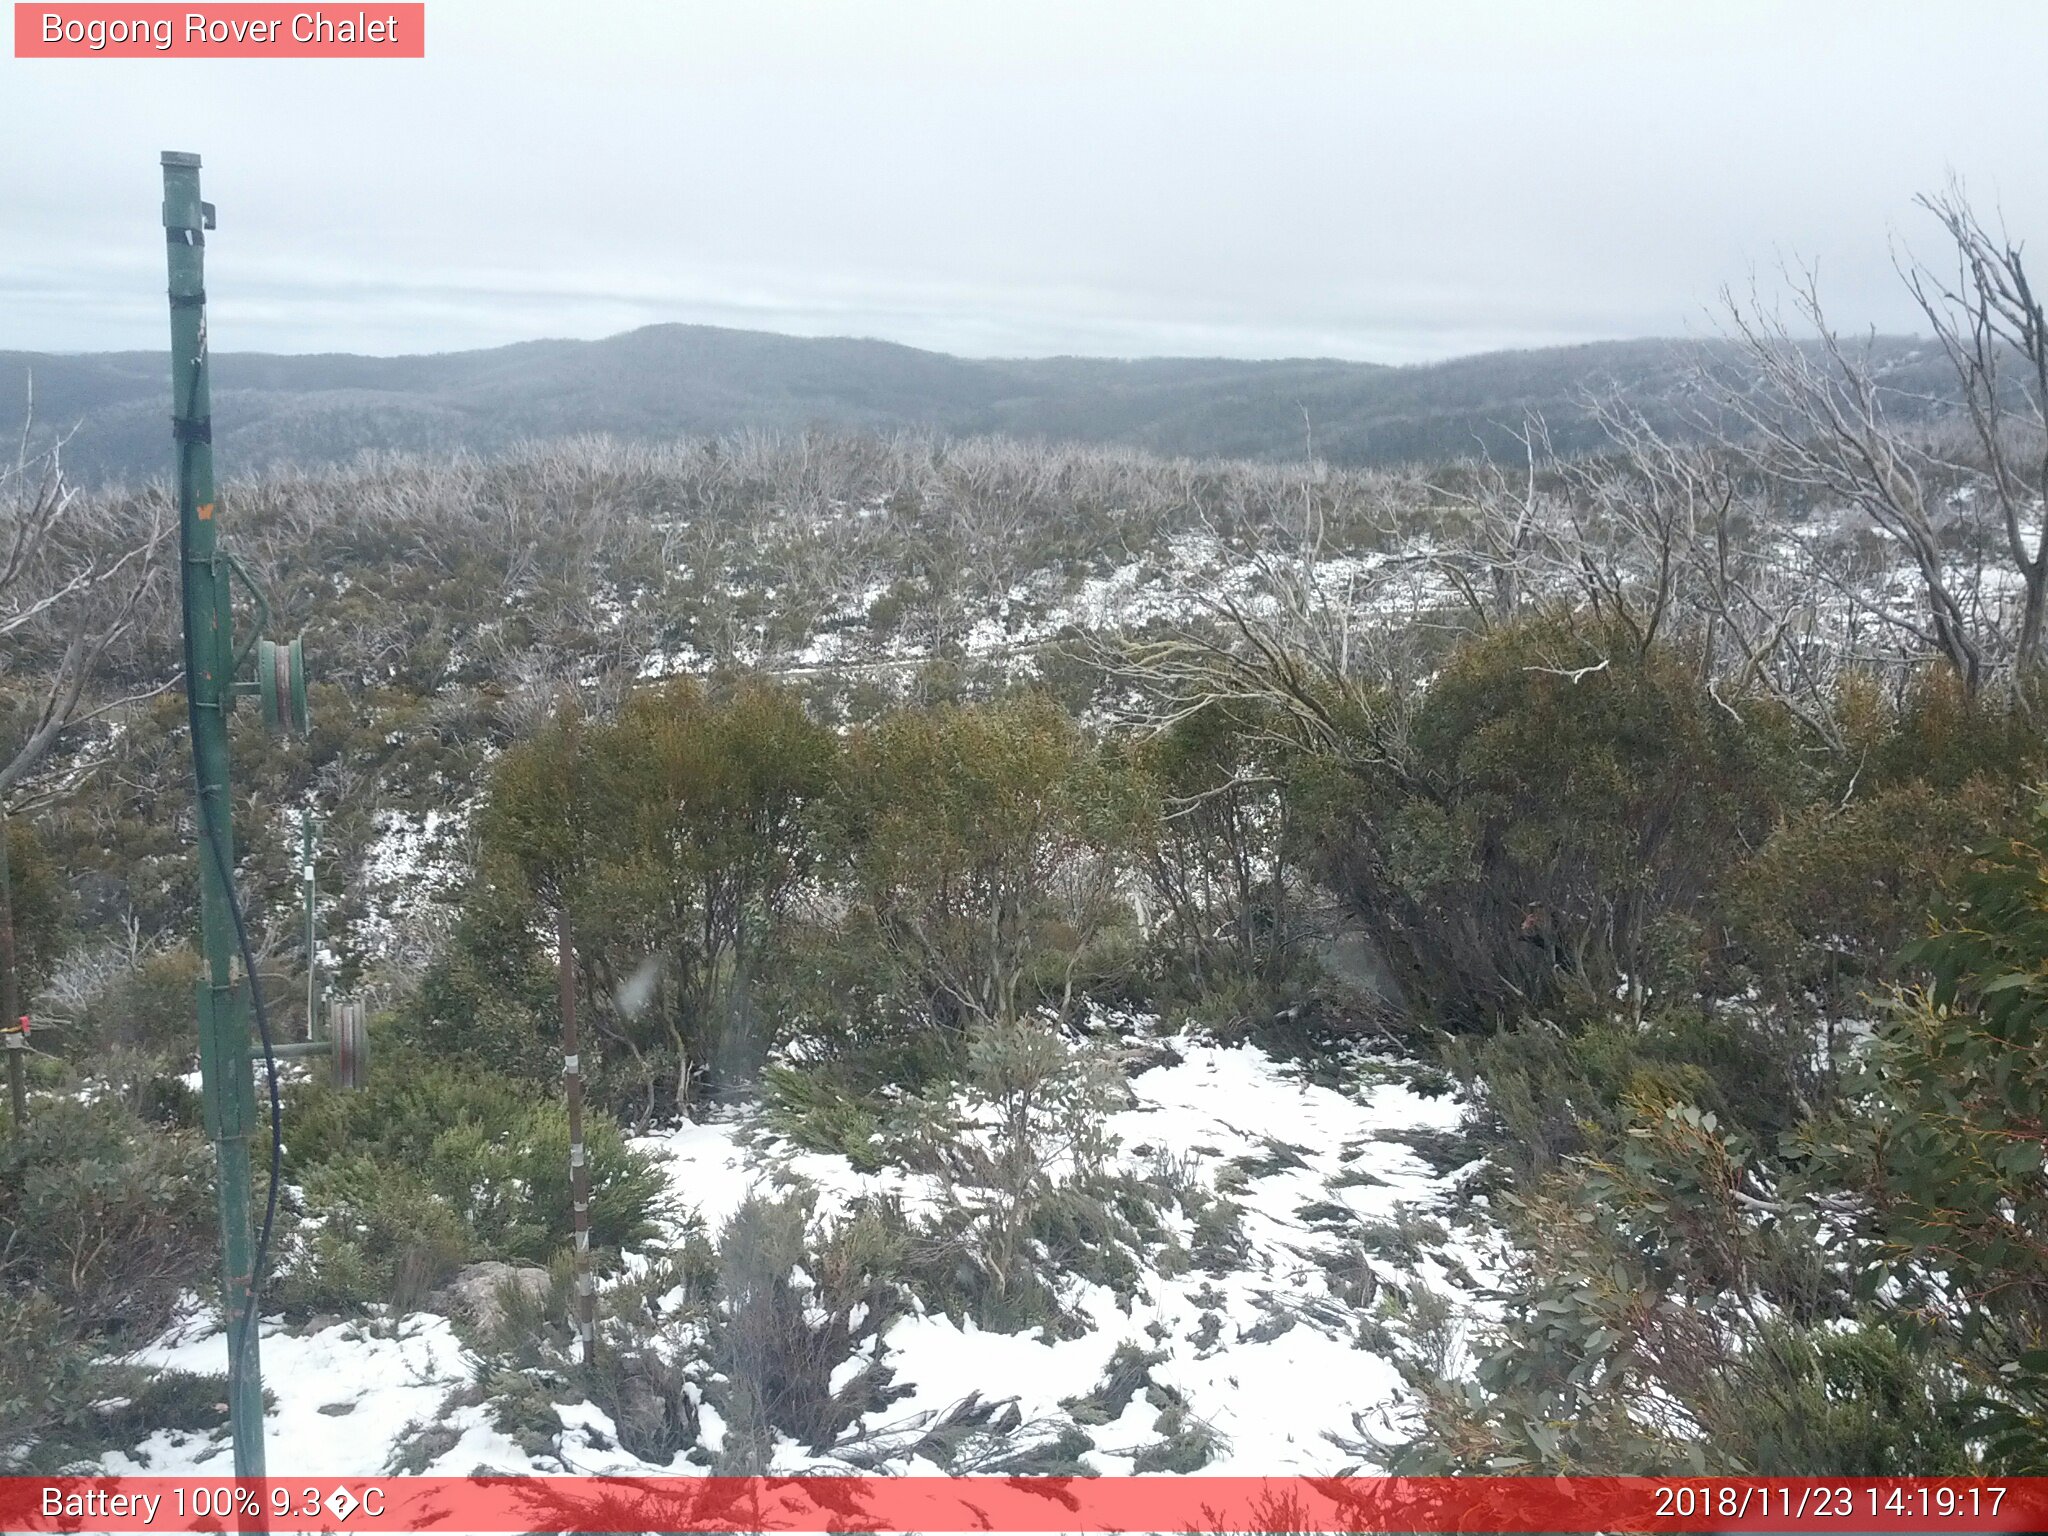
[{"left": 4, "top": 0, "right": 2045, "bottom": 363}]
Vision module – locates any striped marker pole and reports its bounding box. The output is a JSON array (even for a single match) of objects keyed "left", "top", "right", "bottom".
[
  {"left": 557, "top": 905, "right": 596, "bottom": 1363},
  {"left": 302, "top": 813, "right": 317, "bottom": 1042}
]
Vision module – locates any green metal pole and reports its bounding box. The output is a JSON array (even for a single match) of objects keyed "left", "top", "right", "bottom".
[{"left": 163, "top": 150, "right": 266, "bottom": 1481}]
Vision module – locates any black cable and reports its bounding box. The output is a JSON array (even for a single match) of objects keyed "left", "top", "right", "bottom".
[{"left": 178, "top": 354, "right": 284, "bottom": 1386}]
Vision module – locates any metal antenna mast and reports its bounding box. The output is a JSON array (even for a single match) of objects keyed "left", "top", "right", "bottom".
[
  {"left": 163, "top": 149, "right": 269, "bottom": 1480},
  {"left": 164, "top": 149, "right": 322, "bottom": 1482}
]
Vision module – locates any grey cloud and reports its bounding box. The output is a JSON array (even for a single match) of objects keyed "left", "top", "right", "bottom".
[{"left": 3, "top": 0, "right": 2045, "bottom": 362}]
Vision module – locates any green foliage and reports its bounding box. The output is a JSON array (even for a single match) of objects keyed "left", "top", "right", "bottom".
[
  {"left": 1378, "top": 1101, "right": 1958, "bottom": 1475},
  {"left": 1063, "top": 1341, "right": 1165, "bottom": 1424},
  {"left": 0, "top": 1095, "right": 214, "bottom": 1342},
  {"left": 1448, "top": 1003, "right": 1810, "bottom": 1176},
  {"left": 895, "top": 1018, "right": 1141, "bottom": 1332},
  {"left": 565, "top": 1244, "right": 714, "bottom": 1464},
  {"left": 1733, "top": 776, "right": 2024, "bottom": 1014},
  {"left": 468, "top": 677, "right": 836, "bottom": 1113},
  {"left": 1397, "top": 666, "right": 2048, "bottom": 1474},
  {"left": 1861, "top": 665, "right": 2048, "bottom": 793},
  {"left": 425, "top": 1098, "right": 664, "bottom": 1264},
  {"left": 1704, "top": 1321, "right": 1975, "bottom": 1475},
  {"left": 758, "top": 1062, "right": 916, "bottom": 1174},
  {"left": 281, "top": 1047, "right": 664, "bottom": 1298},
  {"left": 1394, "top": 787, "right": 2048, "bottom": 1478},
  {"left": 464, "top": 1192, "right": 916, "bottom": 1467},
  {"left": 833, "top": 693, "right": 1141, "bottom": 1035},
  {"left": 1310, "top": 613, "right": 1806, "bottom": 1031},
  {"left": 1059, "top": 1342, "right": 1222, "bottom": 1469},
  {"left": 1124, "top": 704, "right": 1303, "bottom": 996},
  {"left": 53, "top": 946, "right": 203, "bottom": 1061},
  {"left": 1131, "top": 1397, "right": 1223, "bottom": 1472},
  {"left": 0, "top": 1295, "right": 115, "bottom": 1473},
  {"left": 710, "top": 1194, "right": 911, "bottom": 1461},
  {"left": 275, "top": 1158, "right": 475, "bottom": 1313},
  {"left": 0, "top": 1100, "right": 219, "bottom": 1472},
  {"left": 1, "top": 813, "right": 66, "bottom": 992},
  {"left": 399, "top": 900, "right": 558, "bottom": 1082},
  {"left": 453, "top": 686, "right": 1145, "bottom": 1123},
  {"left": 1794, "top": 799, "right": 2048, "bottom": 1465}
]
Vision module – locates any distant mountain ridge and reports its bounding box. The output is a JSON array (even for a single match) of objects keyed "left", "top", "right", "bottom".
[{"left": 0, "top": 322, "right": 1945, "bottom": 487}]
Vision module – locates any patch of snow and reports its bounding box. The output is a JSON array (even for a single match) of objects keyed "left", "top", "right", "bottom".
[{"left": 100, "top": 1026, "right": 1498, "bottom": 1482}]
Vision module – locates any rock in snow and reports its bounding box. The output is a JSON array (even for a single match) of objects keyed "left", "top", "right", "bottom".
[{"left": 427, "top": 1262, "right": 552, "bottom": 1334}]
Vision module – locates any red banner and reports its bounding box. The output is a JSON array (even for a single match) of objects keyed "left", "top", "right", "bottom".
[
  {"left": 13, "top": 4, "right": 424, "bottom": 57},
  {"left": 1, "top": 1476, "right": 2043, "bottom": 1532}
]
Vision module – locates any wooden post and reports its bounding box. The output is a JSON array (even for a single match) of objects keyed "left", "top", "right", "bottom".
[
  {"left": 302, "top": 814, "right": 318, "bottom": 1042},
  {"left": 0, "top": 807, "right": 22, "bottom": 1137},
  {"left": 557, "top": 905, "right": 596, "bottom": 1363}
]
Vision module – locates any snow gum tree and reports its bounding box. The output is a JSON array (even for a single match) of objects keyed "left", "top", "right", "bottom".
[
  {"left": 832, "top": 692, "right": 1141, "bottom": 1035},
  {"left": 468, "top": 679, "right": 834, "bottom": 1121}
]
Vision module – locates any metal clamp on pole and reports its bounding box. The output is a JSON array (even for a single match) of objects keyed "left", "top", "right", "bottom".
[{"left": 256, "top": 1000, "right": 366, "bottom": 1090}]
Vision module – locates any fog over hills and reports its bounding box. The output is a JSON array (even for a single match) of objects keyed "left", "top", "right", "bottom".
[{"left": 1, "top": 322, "right": 1947, "bottom": 487}]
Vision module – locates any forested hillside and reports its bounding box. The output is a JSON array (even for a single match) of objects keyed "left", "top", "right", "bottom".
[{"left": 0, "top": 325, "right": 1956, "bottom": 488}]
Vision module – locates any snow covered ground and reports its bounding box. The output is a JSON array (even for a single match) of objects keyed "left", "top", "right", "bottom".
[
  {"left": 354, "top": 807, "right": 466, "bottom": 973},
  {"left": 99, "top": 1031, "right": 1497, "bottom": 1481}
]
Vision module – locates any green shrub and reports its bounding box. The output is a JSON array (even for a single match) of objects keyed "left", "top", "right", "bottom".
[
  {"left": 54, "top": 946, "right": 203, "bottom": 1061},
  {"left": 423, "top": 1099, "right": 665, "bottom": 1263},
  {"left": 1446, "top": 999, "right": 1812, "bottom": 1177},
  {"left": 1305, "top": 613, "right": 1807, "bottom": 1031},
  {"left": 892, "top": 1019, "right": 1140, "bottom": 1333},
  {"left": 397, "top": 917, "right": 558, "bottom": 1085},
  {"left": 464, "top": 678, "right": 838, "bottom": 1115},
  {"left": 275, "top": 1157, "right": 475, "bottom": 1313},
  {"left": 1063, "top": 1342, "right": 1165, "bottom": 1425},
  {"left": 0, "top": 1099, "right": 220, "bottom": 1472},
  {"left": 0, "top": 1305, "right": 232, "bottom": 1474},
  {"left": 710, "top": 1194, "right": 910, "bottom": 1460},
  {"left": 575, "top": 1244, "right": 718, "bottom": 1465},
  {"left": 758, "top": 1063, "right": 893, "bottom": 1171},
  {"left": 1795, "top": 799, "right": 2048, "bottom": 1466},
  {"left": 1731, "top": 776, "right": 2022, "bottom": 1010},
  {"left": 0, "top": 1096, "right": 214, "bottom": 1341},
  {"left": 0, "top": 1295, "right": 102, "bottom": 1473},
  {"left": 1378, "top": 1114, "right": 1966, "bottom": 1476},
  {"left": 0, "top": 814, "right": 67, "bottom": 998},
  {"left": 1124, "top": 703, "right": 1307, "bottom": 999},
  {"left": 1699, "top": 1321, "right": 1974, "bottom": 1475},
  {"left": 831, "top": 693, "right": 1142, "bottom": 1036},
  {"left": 285, "top": 1045, "right": 545, "bottom": 1169},
  {"left": 1859, "top": 666, "right": 2048, "bottom": 793},
  {"left": 285, "top": 1049, "right": 665, "bottom": 1265},
  {"left": 1132, "top": 1398, "right": 1224, "bottom": 1472},
  {"left": 274, "top": 1050, "right": 664, "bottom": 1318}
]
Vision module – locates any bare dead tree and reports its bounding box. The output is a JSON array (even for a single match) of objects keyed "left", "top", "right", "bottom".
[
  {"left": 0, "top": 395, "right": 171, "bottom": 807},
  {"left": 1900, "top": 180, "right": 2048, "bottom": 679},
  {"left": 1100, "top": 485, "right": 1425, "bottom": 789},
  {"left": 1424, "top": 422, "right": 1551, "bottom": 633},
  {"left": 1711, "top": 185, "right": 2048, "bottom": 698},
  {"left": 0, "top": 392, "right": 168, "bottom": 1076},
  {"left": 1554, "top": 399, "right": 1864, "bottom": 752},
  {"left": 1715, "top": 273, "right": 1988, "bottom": 690}
]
